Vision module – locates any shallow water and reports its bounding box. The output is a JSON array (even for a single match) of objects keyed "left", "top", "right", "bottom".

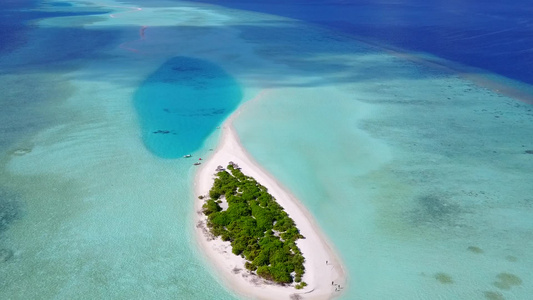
[
  {"left": 234, "top": 37, "right": 533, "bottom": 299},
  {"left": 0, "top": 0, "right": 531, "bottom": 299},
  {"left": 0, "top": 1, "right": 238, "bottom": 299}
]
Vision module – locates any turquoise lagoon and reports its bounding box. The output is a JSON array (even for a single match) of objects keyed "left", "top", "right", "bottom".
[
  {"left": 0, "top": 1, "right": 532, "bottom": 300},
  {"left": 134, "top": 56, "right": 242, "bottom": 158}
]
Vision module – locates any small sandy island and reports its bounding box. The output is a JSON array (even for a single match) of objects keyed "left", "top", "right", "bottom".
[{"left": 193, "top": 101, "right": 347, "bottom": 299}]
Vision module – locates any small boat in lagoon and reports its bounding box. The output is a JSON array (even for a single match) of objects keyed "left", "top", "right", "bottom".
[{"left": 184, "top": 154, "right": 192, "bottom": 158}]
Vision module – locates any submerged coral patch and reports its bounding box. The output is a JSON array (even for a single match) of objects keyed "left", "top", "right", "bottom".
[
  {"left": 434, "top": 272, "right": 454, "bottom": 284},
  {"left": 0, "top": 188, "right": 21, "bottom": 233},
  {"left": 0, "top": 248, "right": 13, "bottom": 263},
  {"left": 483, "top": 291, "right": 506, "bottom": 300},
  {"left": 505, "top": 255, "right": 518, "bottom": 262},
  {"left": 467, "top": 246, "right": 484, "bottom": 254},
  {"left": 493, "top": 272, "right": 522, "bottom": 290},
  {"left": 409, "top": 192, "right": 462, "bottom": 229}
]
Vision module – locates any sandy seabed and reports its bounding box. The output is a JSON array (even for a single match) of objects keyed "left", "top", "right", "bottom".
[{"left": 193, "top": 99, "right": 347, "bottom": 300}]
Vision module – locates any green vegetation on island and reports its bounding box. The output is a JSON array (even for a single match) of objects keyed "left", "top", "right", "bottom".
[{"left": 202, "top": 163, "right": 307, "bottom": 288}]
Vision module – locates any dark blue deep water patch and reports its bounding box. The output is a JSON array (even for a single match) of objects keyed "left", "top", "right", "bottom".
[
  {"left": 190, "top": 0, "right": 533, "bottom": 86},
  {"left": 49, "top": 2, "right": 73, "bottom": 7},
  {"left": 134, "top": 57, "right": 242, "bottom": 158},
  {"left": 0, "top": 0, "right": 110, "bottom": 54}
]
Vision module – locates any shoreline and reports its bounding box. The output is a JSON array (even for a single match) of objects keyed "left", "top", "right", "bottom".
[{"left": 192, "top": 98, "right": 347, "bottom": 299}]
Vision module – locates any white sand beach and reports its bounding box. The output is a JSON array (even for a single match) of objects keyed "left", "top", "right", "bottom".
[{"left": 193, "top": 96, "right": 347, "bottom": 299}]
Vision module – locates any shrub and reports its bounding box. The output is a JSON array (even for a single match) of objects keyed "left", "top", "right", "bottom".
[
  {"left": 245, "top": 261, "right": 257, "bottom": 271},
  {"left": 209, "top": 189, "right": 221, "bottom": 200},
  {"left": 257, "top": 266, "right": 272, "bottom": 281},
  {"left": 202, "top": 199, "right": 221, "bottom": 215}
]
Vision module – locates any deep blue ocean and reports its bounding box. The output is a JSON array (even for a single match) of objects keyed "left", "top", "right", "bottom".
[
  {"left": 193, "top": 0, "right": 533, "bottom": 87},
  {"left": 0, "top": 0, "right": 111, "bottom": 55}
]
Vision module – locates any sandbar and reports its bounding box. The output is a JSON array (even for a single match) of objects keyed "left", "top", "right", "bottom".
[{"left": 193, "top": 96, "right": 347, "bottom": 299}]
